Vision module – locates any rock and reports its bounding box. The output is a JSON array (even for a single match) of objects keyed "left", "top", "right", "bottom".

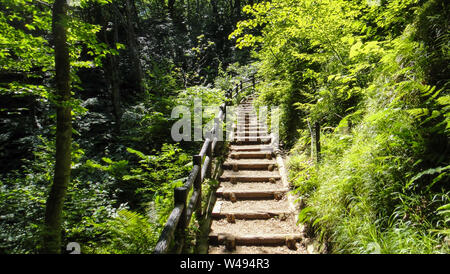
[
  {"left": 274, "top": 192, "right": 283, "bottom": 200},
  {"left": 226, "top": 214, "right": 236, "bottom": 223},
  {"left": 286, "top": 236, "right": 297, "bottom": 250},
  {"left": 225, "top": 236, "right": 236, "bottom": 251},
  {"left": 229, "top": 193, "right": 237, "bottom": 203},
  {"left": 307, "top": 244, "right": 315, "bottom": 254},
  {"left": 218, "top": 234, "right": 236, "bottom": 251},
  {"left": 303, "top": 238, "right": 312, "bottom": 246}
]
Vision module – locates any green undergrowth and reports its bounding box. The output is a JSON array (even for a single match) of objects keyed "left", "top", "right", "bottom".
[
  {"left": 83, "top": 71, "right": 242, "bottom": 254},
  {"left": 290, "top": 104, "right": 449, "bottom": 253},
  {"left": 231, "top": 0, "right": 449, "bottom": 253}
]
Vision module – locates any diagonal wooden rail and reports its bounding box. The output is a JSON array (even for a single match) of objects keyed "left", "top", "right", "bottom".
[{"left": 154, "top": 75, "right": 257, "bottom": 254}]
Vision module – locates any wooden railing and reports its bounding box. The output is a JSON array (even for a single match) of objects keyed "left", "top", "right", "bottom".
[{"left": 153, "top": 75, "right": 257, "bottom": 254}]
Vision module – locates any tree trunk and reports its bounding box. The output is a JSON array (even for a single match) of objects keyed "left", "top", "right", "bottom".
[
  {"left": 125, "top": 0, "right": 144, "bottom": 94},
  {"left": 168, "top": 0, "right": 186, "bottom": 32},
  {"left": 235, "top": 0, "right": 241, "bottom": 23},
  {"left": 110, "top": 19, "right": 122, "bottom": 128},
  {"left": 211, "top": 0, "right": 223, "bottom": 52},
  {"left": 168, "top": 0, "right": 176, "bottom": 22},
  {"left": 314, "top": 122, "right": 321, "bottom": 163},
  {"left": 101, "top": 8, "right": 122, "bottom": 128},
  {"left": 42, "top": 0, "right": 72, "bottom": 254}
]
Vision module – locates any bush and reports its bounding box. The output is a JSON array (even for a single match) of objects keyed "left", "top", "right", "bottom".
[
  {"left": 87, "top": 209, "right": 159, "bottom": 254},
  {"left": 236, "top": 0, "right": 449, "bottom": 253}
]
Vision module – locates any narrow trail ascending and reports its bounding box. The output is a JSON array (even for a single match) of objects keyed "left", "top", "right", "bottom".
[{"left": 208, "top": 96, "right": 307, "bottom": 254}]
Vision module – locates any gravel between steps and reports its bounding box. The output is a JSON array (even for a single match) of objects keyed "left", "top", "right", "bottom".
[
  {"left": 210, "top": 216, "right": 300, "bottom": 235},
  {"left": 220, "top": 197, "right": 291, "bottom": 212},
  {"left": 221, "top": 170, "right": 280, "bottom": 177},
  {"left": 208, "top": 244, "right": 307, "bottom": 254},
  {"left": 219, "top": 181, "right": 285, "bottom": 191}
]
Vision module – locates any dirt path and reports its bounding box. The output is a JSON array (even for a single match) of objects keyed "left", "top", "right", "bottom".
[{"left": 208, "top": 97, "right": 307, "bottom": 254}]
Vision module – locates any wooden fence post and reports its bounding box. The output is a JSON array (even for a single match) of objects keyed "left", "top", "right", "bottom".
[
  {"left": 173, "top": 186, "right": 188, "bottom": 249},
  {"left": 214, "top": 117, "right": 222, "bottom": 156},
  {"left": 193, "top": 155, "right": 202, "bottom": 218},
  {"left": 314, "top": 122, "right": 321, "bottom": 163},
  {"left": 206, "top": 141, "right": 212, "bottom": 179}
]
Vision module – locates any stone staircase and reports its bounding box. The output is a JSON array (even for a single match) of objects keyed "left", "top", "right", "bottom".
[{"left": 208, "top": 97, "right": 307, "bottom": 254}]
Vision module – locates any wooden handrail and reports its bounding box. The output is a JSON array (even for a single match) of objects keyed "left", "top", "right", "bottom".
[
  {"left": 153, "top": 74, "right": 257, "bottom": 254},
  {"left": 154, "top": 203, "right": 184, "bottom": 253},
  {"left": 199, "top": 138, "right": 211, "bottom": 158}
]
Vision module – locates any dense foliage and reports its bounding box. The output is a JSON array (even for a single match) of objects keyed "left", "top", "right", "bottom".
[
  {"left": 232, "top": 0, "right": 449, "bottom": 253},
  {"left": 1, "top": 0, "right": 448, "bottom": 254},
  {"left": 0, "top": 0, "right": 257, "bottom": 253}
]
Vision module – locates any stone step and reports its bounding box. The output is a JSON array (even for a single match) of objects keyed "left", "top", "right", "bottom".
[
  {"left": 235, "top": 133, "right": 269, "bottom": 138},
  {"left": 234, "top": 126, "right": 267, "bottom": 131},
  {"left": 236, "top": 122, "right": 267, "bottom": 126},
  {"left": 237, "top": 109, "right": 256, "bottom": 112},
  {"left": 232, "top": 138, "right": 271, "bottom": 145},
  {"left": 237, "top": 114, "right": 258, "bottom": 117},
  {"left": 235, "top": 134, "right": 271, "bottom": 140},
  {"left": 235, "top": 115, "right": 260, "bottom": 119},
  {"left": 233, "top": 135, "right": 270, "bottom": 139},
  {"left": 236, "top": 117, "right": 259, "bottom": 120},
  {"left": 220, "top": 170, "right": 280, "bottom": 182},
  {"left": 236, "top": 128, "right": 268, "bottom": 132},
  {"left": 236, "top": 122, "right": 265, "bottom": 126},
  {"left": 235, "top": 131, "right": 268, "bottom": 135},
  {"left": 237, "top": 123, "right": 267, "bottom": 128},
  {"left": 230, "top": 145, "right": 274, "bottom": 152},
  {"left": 237, "top": 121, "right": 263, "bottom": 125},
  {"left": 223, "top": 159, "right": 277, "bottom": 171},
  {"left": 211, "top": 201, "right": 293, "bottom": 219},
  {"left": 209, "top": 233, "right": 303, "bottom": 246},
  {"left": 237, "top": 123, "right": 266, "bottom": 127},
  {"left": 234, "top": 131, "right": 268, "bottom": 135},
  {"left": 216, "top": 188, "right": 289, "bottom": 200},
  {"left": 230, "top": 151, "right": 273, "bottom": 159},
  {"left": 235, "top": 120, "right": 263, "bottom": 123},
  {"left": 212, "top": 209, "right": 292, "bottom": 220}
]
